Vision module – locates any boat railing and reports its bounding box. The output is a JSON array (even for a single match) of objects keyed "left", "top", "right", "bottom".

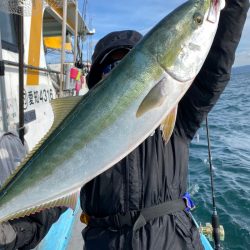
[{"left": 2, "top": 60, "right": 62, "bottom": 75}]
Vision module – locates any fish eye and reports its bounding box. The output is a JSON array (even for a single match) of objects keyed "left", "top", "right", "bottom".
[{"left": 193, "top": 13, "right": 203, "bottom": 25}]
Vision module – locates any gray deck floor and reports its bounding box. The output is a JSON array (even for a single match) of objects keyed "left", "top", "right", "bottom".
[{"left": 67, "top": 208, "right": 85, "bottom": 250}]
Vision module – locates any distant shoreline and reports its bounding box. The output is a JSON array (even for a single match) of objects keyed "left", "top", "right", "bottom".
[{"left": 232, "top": 64, "right": 250, "bottom": 73}]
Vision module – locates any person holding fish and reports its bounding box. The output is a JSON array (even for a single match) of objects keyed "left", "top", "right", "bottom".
[{"left": 0, "top": 0, "right": 249, "bottom": 249}]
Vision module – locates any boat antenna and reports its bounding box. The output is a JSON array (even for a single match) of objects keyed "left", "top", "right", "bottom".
[
  {"left": 205, "top": 116, "right": 221, "bottom": 250},
  {"left": 77, "top": 0, "right": 88, "bottom": 64}
]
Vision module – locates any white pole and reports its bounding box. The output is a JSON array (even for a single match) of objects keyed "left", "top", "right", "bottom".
[
  {"left": 0, "top": 31, "right": 8, "bottom": 132},
  {"left": 60, "top": 0, "right": 68, "bottom": 97},
  {"left": 74, "top": 0, "right": 78, "bottom": 63}
]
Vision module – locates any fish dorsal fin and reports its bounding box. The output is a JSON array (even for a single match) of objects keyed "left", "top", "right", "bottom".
[
  {"left": 160, "top": 105, "right": 178, "bottom": 144},
  {"left": 0, "top": 190, "right": 79, "bottom": 222},
  {"left": 50, "top": 96, "right": 83, "bottom": 130},
  {"left": 136, "top": 77, "right": 168, "bottom": 118},
  {"left": 0, "top": 96, "right": 82, "bottom": 192}
]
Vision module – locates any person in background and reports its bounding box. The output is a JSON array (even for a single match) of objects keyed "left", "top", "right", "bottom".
[
  {"left": 0, "top": 134, "right": 66, "bottom": 250},
  {"left": 0, "top": 0, "right": 249, "bottom": 249}
]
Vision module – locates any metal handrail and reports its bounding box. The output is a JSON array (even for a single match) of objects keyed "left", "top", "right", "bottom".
[{"left": 3, "top": 60, "right": 63, "bottom": 75}]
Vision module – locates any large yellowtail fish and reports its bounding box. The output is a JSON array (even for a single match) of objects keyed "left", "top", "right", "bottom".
[{"left": 0, "top": 0, "right": 225, "bottom": 222}]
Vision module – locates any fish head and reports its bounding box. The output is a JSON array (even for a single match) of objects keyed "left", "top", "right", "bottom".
[{"left": 144, "top": 0, "right": 225, "bottom": 83}]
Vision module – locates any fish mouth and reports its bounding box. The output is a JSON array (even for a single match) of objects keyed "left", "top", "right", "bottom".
[{"left": 207, "top": 0, "right": 224, "bottom": 23}]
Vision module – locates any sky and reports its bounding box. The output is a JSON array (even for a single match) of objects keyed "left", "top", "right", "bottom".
[{"left": 79, "top": 0, "right": 250, "bottom": 67}]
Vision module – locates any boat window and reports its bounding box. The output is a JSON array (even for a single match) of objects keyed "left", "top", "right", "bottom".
[
  {"left": 43, "top": 9, "right": 74, "bottom": 65},
  {"left": 0, "top": 10, "right": 18, "bottom": 52}
]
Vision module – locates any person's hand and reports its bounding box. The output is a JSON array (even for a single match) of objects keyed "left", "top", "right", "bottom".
[{"left": 0, "top": 222, "right": 16, "bottom": 250}]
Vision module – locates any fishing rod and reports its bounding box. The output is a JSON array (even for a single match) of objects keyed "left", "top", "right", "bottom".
[{"left": 205, "top": 116, "right": 221, "bottom": 250}]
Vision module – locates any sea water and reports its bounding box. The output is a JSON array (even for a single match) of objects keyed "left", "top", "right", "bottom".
[{"left": 189, "top": 65, "right": 250, "bottom": 250}]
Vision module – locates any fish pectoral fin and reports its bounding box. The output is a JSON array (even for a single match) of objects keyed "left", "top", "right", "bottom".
[
  {"left": 136, "top": 77, "right": 168, "bottom": 118},
  {"left": 160, "top": 105, "right": 178, "bottom": 144},
  {"left": 1, "top": 191, "right": 79, "bottom": 223}
]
